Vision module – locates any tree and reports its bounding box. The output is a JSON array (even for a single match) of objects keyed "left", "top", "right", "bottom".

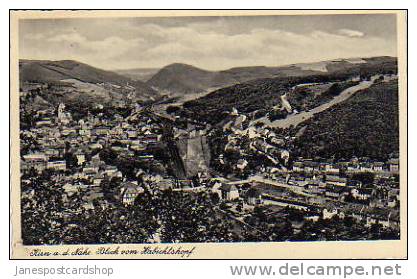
[
  {"left": 352, "top": 172, "right": 375, "bottom": 186},
  {"left": 166, "top": 105, "right": 181, "bottom": 114},
  {"left": 99, "top": 147, "right": 118, "bottom": 164},
  {"left": 210, "top": 192, "right": 220, "bottom": 204},
  {"left": 101, "top": 177, "right": 122, "bottom": 203},
  {"left": 267, "top": 110, "right": 287, "bottom": 122}
]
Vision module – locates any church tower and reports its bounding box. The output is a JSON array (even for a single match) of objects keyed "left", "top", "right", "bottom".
[{"left": 57, "top": 103, "right": 66, "bottom": 119}]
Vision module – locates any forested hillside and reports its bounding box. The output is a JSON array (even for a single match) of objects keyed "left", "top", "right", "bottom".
[
  {"left": 292, "top": 80, "right": 399, "bottom": 160},
  {"left": 182, "top": 57, "right": 397, "bottom": 125}
]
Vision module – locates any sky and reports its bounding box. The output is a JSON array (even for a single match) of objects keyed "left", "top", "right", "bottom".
[{"left": 19, "top": 14, "right": 398, "bottom": 71}]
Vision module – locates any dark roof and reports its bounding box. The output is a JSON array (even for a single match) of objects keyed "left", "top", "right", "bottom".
[
  {"left": 326, "top": 185, "right": 348, "bottom": 193},
  {"left": 245, "top": 187, "right": 261, "bottom": 198},
  {"left": 220, "top": 184, "right": 238, "bottom": 192}
]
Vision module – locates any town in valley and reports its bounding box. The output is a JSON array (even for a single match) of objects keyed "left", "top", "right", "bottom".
[{"left": 18, "top": 15, "right": 401, "bottom": 244}]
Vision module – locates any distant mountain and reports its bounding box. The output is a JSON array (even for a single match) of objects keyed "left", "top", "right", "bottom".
[
  {"left": 19, "top": 60, "right": 158, "bottom": 100},
  {"left": 114, "top": 68, "right": 160, "bottom": 82},
  {"left": 146, "top": 63, "right": 321, "bottom": 95},
  {"left": 146, "top": 63, "right": 223, "bottom": 94},
  {"left": 146, "top": 57, "right": 397, "bottom": 95},
  {"left": 20, "top": 59, "right": 132, "bottom": 84},
  {"left": 220, "top": 65, "right": 318, "bottom": 81}
]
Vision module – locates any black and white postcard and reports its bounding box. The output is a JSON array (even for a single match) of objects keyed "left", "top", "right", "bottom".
[{"left": 9, "top": 10, "right": 408, "bottom": 259}]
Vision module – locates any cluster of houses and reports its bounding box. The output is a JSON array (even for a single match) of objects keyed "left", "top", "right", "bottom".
[
  {"left": 200, "top": 107, "right": 401, "bottom": 231},
  {"left": 206, "top": 167, "right": 400, "bottom": 230},
  {"left": 20, "top": 84, "right": 401, "bottom": 237},
  {"left": 20, "top": 96, "right": 176, "bottom": 208},
  {"left": 291, "top": 157, "right": 399, "bottom": 175}
]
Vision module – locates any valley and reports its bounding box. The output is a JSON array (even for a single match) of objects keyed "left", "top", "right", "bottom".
[{"left": 19, "top": 55, "right": 401, "bottom": 244}]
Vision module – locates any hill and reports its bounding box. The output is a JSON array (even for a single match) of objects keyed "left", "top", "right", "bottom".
[
  {"left": 146, "top": 63, "right": 224, "bottom": 94},
  {"left": 292, "top": 79, "right": 399, "bottom": 160},
  {"left": 19, "top": 60, "right": 157, "bottom": 101},
  {"left": 20, "top": 59, "right": 132, "bottom": 84},
  {"left": 147, "top": 57, "right": 397, "bottom": 96},
  {"left": 181, "top": 56, "right": 397, "bottom": 124},
  {"left": 114, "top": 68, "right": 160, "bottom": 82},
  {"left": 220, "top": 65, "right": 319, "bottom": 80},
  {"left": 147, "top": 63, "right": 324, "bottom": 95},
  {"left": 146, "top": 63, "right": 324, "bottom": 95}
]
